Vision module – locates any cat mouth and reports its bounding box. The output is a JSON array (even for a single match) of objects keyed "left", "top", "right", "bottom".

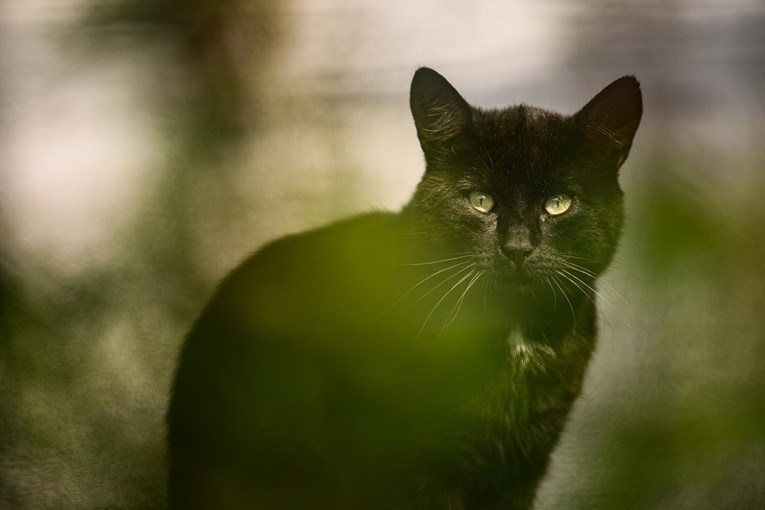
[
  {"left": 494, "top": 265, "right": 542, "bottom": 288},
  {"left": 476, "top": 257, "right": 545, "bottom": 289},
  {"left": 500, "top": 272, "right": 538, "bottom": 286}
]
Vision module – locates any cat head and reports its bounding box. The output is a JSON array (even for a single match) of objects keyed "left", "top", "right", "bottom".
[{"left": 407, "top": 67, "right": 642, "bottom": 288}]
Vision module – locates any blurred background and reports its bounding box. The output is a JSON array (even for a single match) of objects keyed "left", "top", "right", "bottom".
[{"left": 1, "top": 0, "right": 764, "bottom": 508}]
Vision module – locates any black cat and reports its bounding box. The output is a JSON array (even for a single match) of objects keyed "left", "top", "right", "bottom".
[{"left": 167, "top": 67, "right": 642, "bottom": 510}]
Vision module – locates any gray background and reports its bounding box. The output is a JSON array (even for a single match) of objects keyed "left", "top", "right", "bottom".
[{"left": 1, "top": 0, "right": 764, "bottom": 508}]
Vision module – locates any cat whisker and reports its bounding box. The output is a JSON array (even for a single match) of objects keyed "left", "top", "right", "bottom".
[
  {"left": 403, "top": 253, "right": 476, "bottom": 266},
  {"left": 563, "top": 253, "right": 632, "bottom": 275},
  {"left": 418, "top": 269, "right": 477, "bottom": 341},
  {"left": 557, "top": 271, "right": 610, "bottom": 337},
  {"left": 418, "top": 263, "right": 477, "bottom": 301},
  {"left": 559, "top": 268, "right": 614, "bottom": 311},
  {"left": 563, "top": 263, "right": 633, "bottom": 309},
  {"left": 562, "top": 260, "right": 634, "bottom": 304},
  {"left": 442, "top": 270, "right": 484, "bottom": 333},
  {"left": 557, "top": 269, "right": 615, "bottom": 337},
  {"left": 561, "top": 260, "right": 634, "bottom": 308},
  {"left": 562, "top": 254, "right": 608, "bottom": 265},
  {"left": 543, "top": 275, "right": 558, "bottom": 312},
  {"left": 559, "top": 260, "right": 599, "bottom": 279},
  {"left": 555, "top": 270, "right": 590, "bottom": 303},
  {"left": 560, "top": 263, "right": 629, "bottom": 298},
  {"left": 550, "top": 274, "right": 576, "bottom": 337},
  {"left": 376, "top": 260, "right": 475, "bottom": 323},
  {"left": 482, "top": 272, "right": 490, "bottom": 313},
  {"left": 561, "top": 261, "right": 662, "bottom": 350}
]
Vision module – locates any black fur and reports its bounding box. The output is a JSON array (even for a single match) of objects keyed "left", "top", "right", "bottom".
[{"left": 167, "top": 68, "right": 642, "bottom": 509}]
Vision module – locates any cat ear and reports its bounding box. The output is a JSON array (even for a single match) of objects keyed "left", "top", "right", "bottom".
[
  {"left": 410, "top": 67, "right": 472, "bottom": 149},
  {"left": 575, "top": 76, "right": 642, "bottom": 168}
]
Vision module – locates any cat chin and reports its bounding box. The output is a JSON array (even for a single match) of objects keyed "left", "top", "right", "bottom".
[{"left": 494, "top": 271, "right": 545, "bottom": 293}]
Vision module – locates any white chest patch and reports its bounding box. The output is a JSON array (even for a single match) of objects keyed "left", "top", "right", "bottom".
[{"left": 506, "top": 329, "right": 556, "bottom": 374}]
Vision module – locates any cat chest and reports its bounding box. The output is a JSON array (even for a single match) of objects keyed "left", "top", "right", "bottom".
[{"left": 453, "top": 330, "right": 572, "bottom": 477}]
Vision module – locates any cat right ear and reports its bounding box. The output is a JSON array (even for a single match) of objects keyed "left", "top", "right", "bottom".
[
  {"left": 575, "top": 76, "right": 642, "bottom": 169},
  {"left": 410, "top": 68, "right": 472, "bottom": 150}
]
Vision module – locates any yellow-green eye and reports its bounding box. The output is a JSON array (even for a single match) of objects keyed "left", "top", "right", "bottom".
[
  {"left": 469, "top": 191, "right": 494, "bottom": 213},
  {"left": 544, "top": 194, "right": 573, "bottom": 215}
]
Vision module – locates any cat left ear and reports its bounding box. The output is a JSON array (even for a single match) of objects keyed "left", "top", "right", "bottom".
[
  {"left": 410, "top": 67, "right": 472, "bottom": 150},
  {"left": 575, "top": 76, "right": 642, "bottom": 169}
]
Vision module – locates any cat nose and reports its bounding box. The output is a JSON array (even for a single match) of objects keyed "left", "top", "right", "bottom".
[
  {"left": 501, "top": 225, "right": 534, "bottom": 264},
  {"left": 501, "top": 243, "right": 533, "bottom": 264}
]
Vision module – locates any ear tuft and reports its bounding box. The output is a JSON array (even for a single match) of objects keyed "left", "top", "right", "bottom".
[{"left": 410, "top": 68, "right": 472, "bottom": 148}]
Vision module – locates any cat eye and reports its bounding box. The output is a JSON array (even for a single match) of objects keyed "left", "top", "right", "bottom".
[
  {"left": 468, "top": 191, "right": 495, "bottom": 213},
  {"left": 544, "top": 194, "right": 573, "bottom": 216}
]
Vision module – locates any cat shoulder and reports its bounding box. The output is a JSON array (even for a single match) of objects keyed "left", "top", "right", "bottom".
[
  {"left": 243, "top": 210, "right": 402, "bottom": 270},
  {"left": 207, "top": 210, "right": 404, "bottom": 307}
]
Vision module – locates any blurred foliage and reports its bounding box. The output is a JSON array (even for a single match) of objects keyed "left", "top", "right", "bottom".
[
  {"left": 537, "top": 155, "right": 765, "bottom": 508},
  {"left": 588, "top": 185, "right": 765, "bottom": 509},
  {"left": 82, "top": 0, "right": 283, "bottom": 135},
  {"left": 2, "top": 0, "right": 285, "bottom": 507},
  {"left": 1, "top": 0, "right": 765, "bottom": 508}
]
